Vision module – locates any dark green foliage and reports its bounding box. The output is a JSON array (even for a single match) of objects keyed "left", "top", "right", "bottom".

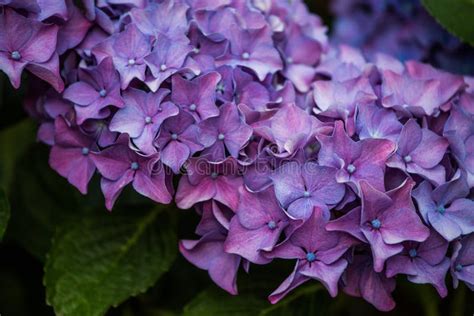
[{"left": 422, "top": 0, "right": 474, "bottom": 45}]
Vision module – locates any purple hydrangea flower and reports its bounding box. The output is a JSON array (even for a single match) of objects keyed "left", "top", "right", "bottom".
[
  {"left": 224, "top": 187, "right": 289, "bottom": 264},
  {"left": 355, "top": 103, "right": 402, "bottom": 142},
  {"left": 267, "top": 207, "right": 357, "bottom": 303},
  {"left": 49, "top": 117, "right": 96, "bottom": 194},
  {"left": 12, "top": 0, "right": 474, "bottom": 310},
  {"left": 92, "top": 136, "right": 172, "bottom": 210},
  {"left": 0, "top": 8, "right": 63, "bottom": 90},
  {"left": 413, "top": 172, "right": 474, "bottom": 242},
  {"left": 387, "top": 119, "right": 449, "bottom": 185},
  {"left": 144, "top": 35, "right": 193, "bottom": 92},
  {"left": 93, "top": 23, "right": 151, "bottom": 89},
  {"left": 444, "top": 93, "right": 474, "bottom": 187},
  {"left": 271, "top": 161, "right": 345, "bottom": 219},
  {"left": 313, "top": 76, "right": 377, "bottom": 135},
  {"left": 155, "top": 111, "right": 203, "bottom": 174},
  {"left": 180, "top": 230, "right": 241, "bottom": 295},
  {"left": 386, "top": 230, "right": 450, "bottom": 297},
  {"left": 216, "top": 24, "right": 283, "bottom": 81},
  {"left": 175, "top": 158, "right": 242, "bottom": 210},
  {"left": 327, "top": 179, "right": 430, "bottom": 272},
  {"left": 343, "top": 253, "right": 396, "bottom": 311},
  {"left": 451, "top": 234, "right": 474, "bottom": 290},
  {"left": 317, "top": 121, "right": 396, "bottom": 192},
  {"left": 109, "top": 88, "right": 178, "bottom": 155},
  {"left": 171, "top": 72, "right": 221, "bottom": 121},
  {"left": 63, "top": 57, "right": 124, "bottom": 124},
  {"left": 198, "top": 102, "right": 253, "bottom": 161}
]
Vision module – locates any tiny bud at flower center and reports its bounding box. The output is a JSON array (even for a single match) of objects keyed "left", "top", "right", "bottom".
[
  {"left": 242, "top": 52, "right": 250, "bottom": 59},
  {"left": 11, "top": 50, "right": 21, "bottom": 60},
  {"left": 211, "top": 172, "right": 218, "bottom": 179},
  {"left": 131, "top": 162, "right": 139, "bottom": 170},
  {"left": 189, "top": 103, "right": 197, "bottom": 111},
  {"left": 267, "top": 220, "right": 277, "bottom": 230},
  {"left": 306, "top": 252, "right": 316, "bottom": 262},
  {"left": 128, "top": 58, "right": 136, "bottom": 65},
  {"left": 347, "top": 164, "right": 356, "bottom": 174},
  {"left": 99, "top": 89, "right": 107, "bottom": 97},
  {"left": 371, "top": 219, "right": 381, "bottom": 229},
  {"left": 403, "top": 155, "right": 412, "bottom": 163},
  {"left": 455, "top": 264, "right": 463, "bottom": 272},
  {"left": 218, "top": 133, "right": 225, "bottom": 140},
  {"left": 437, "top": 205, "right": 446, "bottom": 214},
  {"left": 171, "top": 133, "right": 178, "bottom": 140},
  {"left": 81, "top": 147, "right": 90, "bottom": 155},
  {"left": 160, "top": 64, "right": 167, "bottom": 71},
  {"left": 145, "top": 116, "right": 152, "bottom": 124},
  {"left": 303, "top": 191, "right": 311, "bottom": 198},
  {"left": 408, "top": 248, "right": 417, "bottom": 258}
]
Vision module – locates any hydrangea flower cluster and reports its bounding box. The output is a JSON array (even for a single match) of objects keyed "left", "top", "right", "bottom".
[
  {"left": 1, "top": 0, "right": 473, "bottom": 312},
  {"left": 331, "top": 0, "right": 474, "bottom": 74}
]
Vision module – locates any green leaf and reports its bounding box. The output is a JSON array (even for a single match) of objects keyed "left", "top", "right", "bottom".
[
  {"left": 0, "top": 187, "right": 10, "bottom": 240},
  {"left": 183, "top": 288, "right": 267, "bottom": 316},
  {"left": 422, "top": 0, "right": 474, "bottom": 45},
  {"left": 7, "top": 145, "right": 83, "bottom": 260},
  {"left": 0, "top": 119, "right": 36, "bottom": 194},
  {"left": 44, "top": 205, "right": 178, "bottom": 316}
]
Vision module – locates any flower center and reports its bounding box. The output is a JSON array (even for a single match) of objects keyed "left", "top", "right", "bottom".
[
  {"left": 99, "top": 89, "right": 107, "bottom": 97},
  {"left": 211, "top": 172, "right": 219, "bottom": 179},
  {"left": 408, "top": 248, "right": 417, "bottom": 258},
  {"left": 371, "top": 219, "right": 381, "bottom": 229},
  {"left": 189, "top": 103, "right": 197, "bottom": 111},
  {"left": 128, "top": 58, "right": 136, "bottom": 65},
  {"left": 242, "top": 52, "right": 250, "bottom": 60},
  {"left": 144, "top": 116, "right": 152, "bottom": 124},
  {"left": 193, "top": 47, "right": 200, "bottom": 54},
  {"left": 11, "top": 50, "right": 21, "bottom": 60},
  {"left": 160, "top": 64, "right": 167, "bottom": 71},
  {"left": 171, "top": 133, "right": 178, "bottom": 140},
  {"left": 131, "top": 162, "right": 139, "bottom": 170},
  {"left": 81, "top": 147, "right": 90, "bottom": 155},
  {"left": 267, "top": 220, "right": 277, "bottom": 230},
  {"left": 437, "top": 205, "right": 446, "bottom": 215},
  {"left": 286, "top": 57, "right": 293, "bottom": 64},
  {"left": 216, "top": 82, "right": 225, "bottom": 93},
  {"left": 455, "top": 264, "right": 463, "bottom": 272},
  {"left": 347, "top": 164, "right": 356, "bottom": 174},
  {"left": 303, "top": 191, "right": 311, "bottom": 198},
  {"left": 403, "top": 155, "right": 412, "bottom": 163},
  {"left": 218, "top": 133, "right": 225, "bottom": 140},
  {"left": 306, "top": 252, "right": 316, "bottom": 262}
]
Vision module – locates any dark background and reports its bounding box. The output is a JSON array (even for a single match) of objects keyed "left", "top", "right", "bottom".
[{"left": 0, "top": 1, "right": 472, "bottom": 316}]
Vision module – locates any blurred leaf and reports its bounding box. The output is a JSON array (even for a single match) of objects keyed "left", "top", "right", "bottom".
[
  {"left": 450, "top": 283, "right": 466, "bottom": 316},
  {"left": 44, "top": 205, "right": 178, "bottom": 316},
  {"left": 422, "top": 0, "right": 474, "bottom": 45},
  {"left": 183, "top": 288, "right": 267, "bottom": 316},
  {"left": 0, "top": 187, "right": 10, "bottom": 240},
  {"left": 0, "top": 119, "right": 36, "bottom": 194},
  {"left": 7, "top": 145, "right": 83, "bottom": 260}
]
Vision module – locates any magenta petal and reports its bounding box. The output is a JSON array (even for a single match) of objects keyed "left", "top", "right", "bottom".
[
  {"left": 180, "top": 232, "right": 240, "bottom": 295},
  {"left": 133, "top": 168, "right": 172, "bottom": 204},
  {"left": 175, "top": 177, "right": 216, "bottom": 210},
  {"left": 268, "top": 262, "right": 309, "bottom": 304},
  {"left": 224, "top": 216, "right": 281, "bottom": 264},
  {"left": 299, "top": 259, "right": 347, "bottom": 297},
  {"left": 63, "top": 81, "right": 99, "bottom": 106},
  {"left": 101, "top": 170, "right": 135, "bottom": 211}
]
